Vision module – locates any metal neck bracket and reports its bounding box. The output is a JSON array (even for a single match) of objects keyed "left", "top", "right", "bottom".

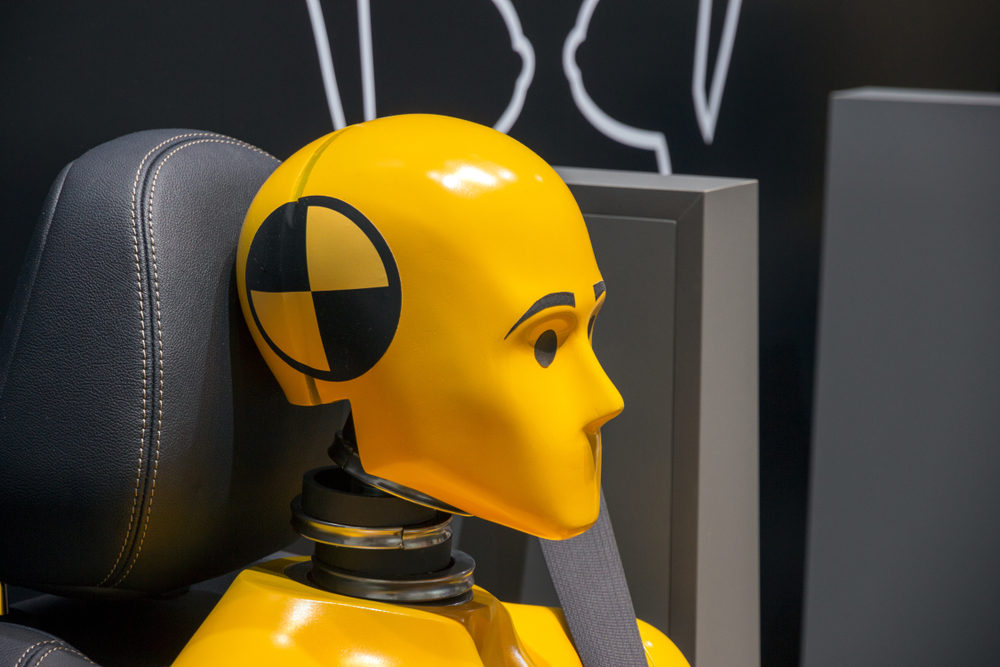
[{"left": 291, "top": 465, "right": 475, "bottom": 604}]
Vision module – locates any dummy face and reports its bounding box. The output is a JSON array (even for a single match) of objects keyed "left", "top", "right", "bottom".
[{"left": 237, "top": 115, "right": 623, "bottom": 539}]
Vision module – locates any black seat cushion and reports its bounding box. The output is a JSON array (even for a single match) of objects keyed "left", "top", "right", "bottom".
[{"left": 0, "top": 130, "right": 345, "bottom": 595}]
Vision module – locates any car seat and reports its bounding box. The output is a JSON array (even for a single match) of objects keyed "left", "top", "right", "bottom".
[{"left": 0, "top": 130, "right": 346, "bottom": 665}]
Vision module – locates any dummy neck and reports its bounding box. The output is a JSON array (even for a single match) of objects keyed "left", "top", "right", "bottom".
[{"left": 291, "top": 464, "right": 475, "bottom": 603}]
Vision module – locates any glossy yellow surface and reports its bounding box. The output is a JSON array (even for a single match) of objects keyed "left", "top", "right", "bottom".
[
  {"left": 172, "top": 558, "right": 689, "bottom": 667},
  {"left": 236, "top": 115, "right": 623, "bottom": 539}
]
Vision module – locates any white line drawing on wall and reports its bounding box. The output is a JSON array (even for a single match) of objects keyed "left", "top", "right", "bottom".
[
  {"left": 564, "top": 0, "right": 673, "bottom": 174},
  {"left": 693, "top": 0, "right": 743, "bottom": 144},
  {"left": 304, "top": 0, "right": 535, "bottom": 135},
  {"left": 490, "top": 0, "right": 535, "bottom": 134},
  {"left": 306, "top": 0, "right": 740, "bottom": 169},
  {"left": 564, "top": 0, "right": 743, "bottom": 171},
  {"left": 358, "top": 0, "right": 376, "bottom": 121},
  {"left": 305, "top": 0, "right": 347, "bottom": 129}
]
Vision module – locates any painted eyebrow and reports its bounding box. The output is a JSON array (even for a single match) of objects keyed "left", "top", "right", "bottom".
[{"left": 504, "top": 292, "right": 576, "bottom": 339}]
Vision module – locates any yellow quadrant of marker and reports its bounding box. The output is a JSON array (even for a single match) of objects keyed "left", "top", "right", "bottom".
[{"left": 306, "top": 205, "right": 389, "bottom": 292}]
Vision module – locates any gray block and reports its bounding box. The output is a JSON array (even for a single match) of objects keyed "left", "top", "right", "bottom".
[{"left": 804, "top": 88, "right": 1000, "bottom": 667}]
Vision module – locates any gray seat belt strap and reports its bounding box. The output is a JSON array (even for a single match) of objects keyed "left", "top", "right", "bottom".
[{"left": 540, "top": 489, "right": 648, "bottom": 667}]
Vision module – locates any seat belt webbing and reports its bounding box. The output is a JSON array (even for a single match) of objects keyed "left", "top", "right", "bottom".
[{"left": 540, "top": 489, "right": 648, "bottom": 667}]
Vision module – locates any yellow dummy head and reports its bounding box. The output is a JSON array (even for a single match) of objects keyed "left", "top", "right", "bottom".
[{"left": 236, "top": 115, "right": 623, "bottom": 539}]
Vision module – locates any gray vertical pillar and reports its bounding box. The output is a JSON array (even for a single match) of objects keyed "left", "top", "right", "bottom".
[{"left": 805, "top": 88, "right": 1000, "bottom": 667}]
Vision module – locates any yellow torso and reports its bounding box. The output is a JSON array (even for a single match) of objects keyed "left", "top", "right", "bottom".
[{"left": 173, "top": 557, "right": 689, "bottom": 666}]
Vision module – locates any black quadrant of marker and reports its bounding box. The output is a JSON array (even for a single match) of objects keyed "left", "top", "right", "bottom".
[{"left": 245, "top": 195, "right": 402, "bottom": 382}]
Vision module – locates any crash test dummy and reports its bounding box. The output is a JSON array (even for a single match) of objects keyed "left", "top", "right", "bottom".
[{"left": 173, "top": 114, "right": 689, "bottom": 666}]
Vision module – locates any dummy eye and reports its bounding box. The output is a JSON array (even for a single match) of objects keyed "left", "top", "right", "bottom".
[{"left": 534, "top": 329, "right": 557, "bottom": 367}]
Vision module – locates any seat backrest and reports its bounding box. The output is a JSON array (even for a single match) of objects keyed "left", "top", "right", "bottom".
[
  {"left": 0, "top": 623, "right": 94, "bottom": 666},
  {"left": 0, "top": 130, "right": 345, "bottom": 596}
]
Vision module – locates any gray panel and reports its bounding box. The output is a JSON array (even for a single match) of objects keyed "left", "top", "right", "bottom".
[
  {"left": 682, "top": 184, "right": 759, "bottom": 667},
  {"left": 804, "top": 88, "right": 1000, "bottom": 667}
]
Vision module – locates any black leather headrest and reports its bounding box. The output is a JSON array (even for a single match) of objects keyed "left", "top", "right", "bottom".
[{"left": 0, "top": 130, "right": 345, "bottom": 596}]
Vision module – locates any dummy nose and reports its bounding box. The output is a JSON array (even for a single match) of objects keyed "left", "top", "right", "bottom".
[{"left": 583, "top": 354, "right": 624, "bottom": 434}]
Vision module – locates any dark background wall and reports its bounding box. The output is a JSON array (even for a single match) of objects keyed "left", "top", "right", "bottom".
[{"left": 2, "top": 2, "right": 998, "bottom": 665}]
